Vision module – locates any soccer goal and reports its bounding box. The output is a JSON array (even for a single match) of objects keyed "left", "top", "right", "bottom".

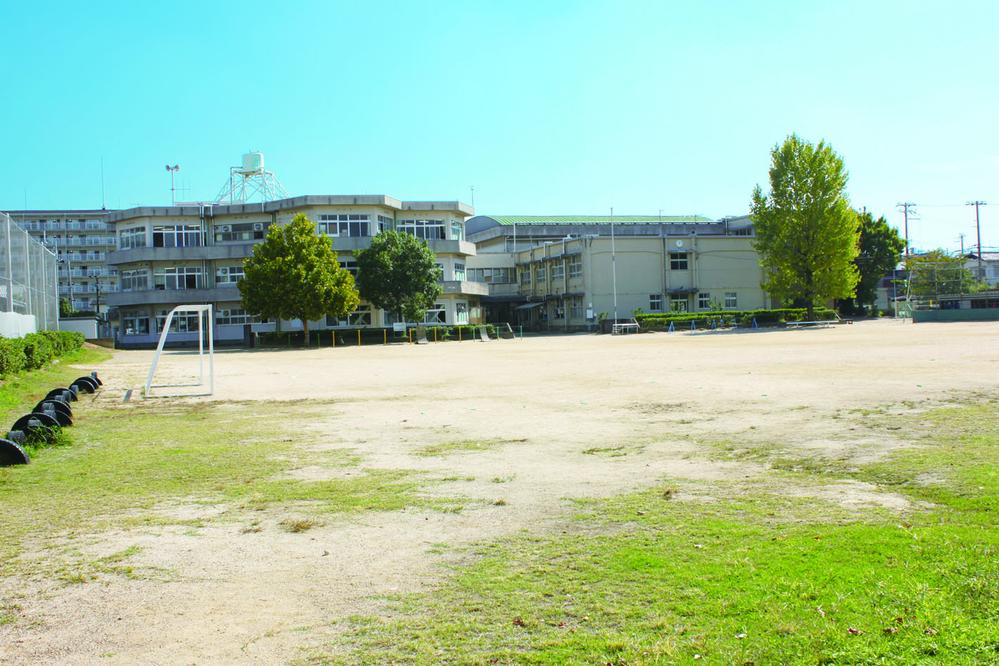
[{"left": 144, "top": 305, "right": 215, "bottom": 398}]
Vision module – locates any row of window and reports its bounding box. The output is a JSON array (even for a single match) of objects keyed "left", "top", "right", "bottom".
[
  {"left": 647, "top": 292, "right": 739, "bottom": 312},
  {"left": 120, "top": 301, "right": 472, "bottom": 335},
  {"left": 118, "top": 217, "right": 465, "bottom": 250}
]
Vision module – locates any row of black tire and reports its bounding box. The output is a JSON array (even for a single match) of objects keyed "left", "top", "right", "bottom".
[{"left": 0, "top": 372, "right": 102, "bottom": 467}]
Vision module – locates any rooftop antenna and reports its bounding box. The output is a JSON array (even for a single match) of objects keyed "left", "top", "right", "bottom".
[
  {"left": 215, "top": 151, "right": 287, "bottom": 204},
  {"left": 165, "top": 164, "right": 180, "bottom": 205}
]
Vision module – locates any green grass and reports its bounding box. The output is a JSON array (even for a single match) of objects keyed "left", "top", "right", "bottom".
[
  {"left": 414, "top": 438, "right": 526, "bottom": 457},
  {"left": 0, "top": 398, "right": 446, "bottom": 579},
  {"left": 310, "top": 401, "right": 999, "bottom": 665},
  {"left": 0, "top": 346, "right": 110, "bottom": 425}
]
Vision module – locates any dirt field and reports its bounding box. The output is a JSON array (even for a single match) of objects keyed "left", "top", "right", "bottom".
[{"left": 2, "top": 319, "right": 997, "bottom": 664}]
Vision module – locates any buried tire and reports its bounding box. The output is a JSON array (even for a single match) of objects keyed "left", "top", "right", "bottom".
[
  {"left": 0, "top": 438, "right": 30, "bottom": 466},
  {"left": 12, "top": 412, "right": 60, "bottom": 443}
]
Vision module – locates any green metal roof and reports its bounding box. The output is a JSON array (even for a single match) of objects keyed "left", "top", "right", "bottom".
[{"left": 489, "top": 215, "right": 712, "bottom": 226}]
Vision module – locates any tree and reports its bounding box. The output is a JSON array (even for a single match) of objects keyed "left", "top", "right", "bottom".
[
  {"left": 355, "top": 231, "right": 442, "bottom": 322},
  {"left": 239, "top": 213, "right": 359, "bottom": 342},
  {"left": 842, "top": 211, "right": 905, "bottom": 313},
  {"left": 905, "top": 250, "right": 985, "bottom": 297},
  {"left": 59, "top": 297, "right": 76, "bottom": 318},
  {"left": 751, "top": 135, "right": 860, "bottom": 319}
]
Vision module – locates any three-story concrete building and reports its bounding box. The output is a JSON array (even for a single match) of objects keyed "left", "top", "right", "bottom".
[{"left": 105, "top": 195, "right": 484, "bottom": 346}]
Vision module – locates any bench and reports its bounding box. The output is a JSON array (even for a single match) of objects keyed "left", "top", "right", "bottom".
[
  {"left": 785, "top": 319, "right": 853, "bottom": 328},
  {"left": 611, "top": 323, "right": 640, "bottom": 335}
]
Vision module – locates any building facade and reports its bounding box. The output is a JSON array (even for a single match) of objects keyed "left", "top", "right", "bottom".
[
  {"left": 105, "top": 195, "right": 484, "bottom": 346},
  {"left": 5, "top": 209, "right": 118, "bottom": 314},
  {"left": 465, "top": 215, "right": 769, "bottom": 329}
]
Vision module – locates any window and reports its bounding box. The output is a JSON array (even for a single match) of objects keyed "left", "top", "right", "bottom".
[
  {"left": 725, "top": 292, "right": 738, "bottom": 309},
  {"left": 453, "top": 263, "right": 466, "bottom": 281},
  {"left": 467, "top": 267, "right": 515, "bottom": 283},
  {"left": 451, "top": 221, "right": 464, "bottom": 241},
  {"left": 153, "top": 224, "right": 201, "bottom": 248},
  {"left": 120, "top": 269, "right": 149, "bottom": 292},
  {"left": 153, "top": 266, "right": 203, "bottom": 290},
  {"left": 377, "top": 215, "right": 393, "bottom": 233},
  {"left": 649, "top": 294, "right": 663, "bottom": 312},
  {"left": 327, "top": 304, "right": 373, "bottom": 327},
  {"left": 971, "top": 298, "right": 999, "bottom": 309},
  {"left": 568, "top": 256, "right": 582, "bottom": 278},
  {"left": 155, "top": 309, "right": 201, "bottom": 333},
  {"left": 669, "top": 252, "right": 688, "bottom": 270},
  {"left": 214, "top": 222, "right": 268, "bottom": 242},
  {"left": 455, "top": 301, "right": 469, "bottom": 325},
  {"left": 121, "top": 310, "right": 150, "bottom": 335},
  {"left": 729, "top": 226, "right": 753, "bottom": 236},
  {"left": 520, "top": 268, "right": 531, "bottom": 285},
  {"left": 215, "top": 265, "right": 245, "bottom": 284},
  {"left": 120, "top": 227, "right": 146, "bottom": 250},
  {"left": 670, "top": 298, "right": 688, "bottom": 313},
  {"left": 339, "top": 259, "right": 358, "bottom": 277},
  {"left": 318, "top": 214, "right": 370, "bottom": 237},
  {"left": 697, "top": 292, "right": 711, "bottom": 310},
  {"left": 569, "top": 297, "right": 584, "bottom": 319},
  {"left": 216, "top": 308, "right": 257, "bottom": 326},
  {"left": 435, "top": 263, "right": 445, "bottom": 280},
  {"left": 423, "top": 303, "right": 446, "bottom": 325},
  {"left": 553, "top": 302, "right": 565, "bottom": 319},
  {"left": 535, "top": 264, "right": 546, "bottom": 282},
  {"left": 398, "top": 219, "right": 445, "bottom": 240},
  {"left": 552, "top": 261, "right": 565, "bottom": 280}
]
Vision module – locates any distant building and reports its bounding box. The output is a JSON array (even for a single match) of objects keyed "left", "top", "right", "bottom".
[
  {"left": 105, "top": 195, "right": 482, "bottom": 346},
  {"left": 964, "top": 252, "right": 999, "bottom": 286},
  {"left": 4, "top": 209, "right": 118, "bottom": 314},
  {"left": 466, "top": 215, "right": 769, "bottom": 329}
]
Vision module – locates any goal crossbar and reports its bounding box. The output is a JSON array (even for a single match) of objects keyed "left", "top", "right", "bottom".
[{"left": 144, "top": 304, "right": 215, "bottom": 398}]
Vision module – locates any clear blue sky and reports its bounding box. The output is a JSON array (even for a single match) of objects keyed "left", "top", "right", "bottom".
[{"left": 2, "top": 0, "right": 996, "bottom": 253}]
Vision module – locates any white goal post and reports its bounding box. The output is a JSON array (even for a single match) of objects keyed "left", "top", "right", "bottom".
[{"left": 144, "top": 304, "right": 215, "bottom": 398}]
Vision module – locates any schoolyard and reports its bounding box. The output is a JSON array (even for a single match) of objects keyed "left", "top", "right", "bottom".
[{"left": 0, "top": 319, "right": 996, "bottom": 664}]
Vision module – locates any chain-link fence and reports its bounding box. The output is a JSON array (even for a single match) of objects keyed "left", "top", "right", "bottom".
[{"left": 0, "top": 212, "right": 59, "bottom": 332}]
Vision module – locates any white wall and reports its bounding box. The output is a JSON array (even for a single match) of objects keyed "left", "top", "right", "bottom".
[
  {"left": 60, "top": 317, "right": 99, "bottom": 339},
  {"left": 0, "top": 312, "right": 37, "bottom": 337}
]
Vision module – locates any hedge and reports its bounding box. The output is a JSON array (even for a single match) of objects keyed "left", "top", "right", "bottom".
[
  {"left": 0, "top": 330, "right": 85, "bottom": 377},
  {"left": 634, "top": 307, "right": 838, "bottom": 330}
]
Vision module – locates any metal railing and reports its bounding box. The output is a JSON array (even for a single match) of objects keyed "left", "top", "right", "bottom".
[{"left": 0, "top": 213, "right": 59, "bottom": 331}]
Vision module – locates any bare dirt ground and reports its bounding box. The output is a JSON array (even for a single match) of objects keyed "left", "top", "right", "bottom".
[{"left": 2, "top": 320, "right": 998, "bottom": 664}]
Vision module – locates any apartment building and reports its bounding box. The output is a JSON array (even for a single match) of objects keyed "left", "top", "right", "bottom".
[
  {"left": 105, "top": 195, "right": 483, "bottom": 346},
  {"left": 465, "top": 215, "right": 769, "bottom": 329},
  {"left": 5, "top": 209, "right": 118, "bottom": 313}
]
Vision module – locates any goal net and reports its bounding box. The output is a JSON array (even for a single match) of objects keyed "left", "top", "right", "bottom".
[{"left": 143, "top": 305, "right": 215, "bottom": 398}]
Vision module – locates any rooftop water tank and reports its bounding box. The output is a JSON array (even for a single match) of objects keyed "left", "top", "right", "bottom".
[{"left": 241, "top": 151, "right": 264, "bottom": 174}]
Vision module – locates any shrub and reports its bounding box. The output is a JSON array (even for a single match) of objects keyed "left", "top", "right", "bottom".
[
  {"left": 22, "top": 333, "right": 54, "bottom": 370},
  {"left": 0, "top": 330, "right": 85, "bottom": 378},
  {"left": 634, "top": 307, "right": 837, "bottom": 331}
]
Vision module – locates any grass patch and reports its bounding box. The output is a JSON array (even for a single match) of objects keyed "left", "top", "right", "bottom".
[
  {"left": 313, "top": 401, "right": 999, "bottom": 665},
  {"left": 0, "top": 346, "right": 110, "bottom": 425},
  {"left": 281, "top": 518, "right": 320, "bottom": 533},
  {"left": 581, "top": 444, "right": 644, "bottom": 457},
  {"left": 415, "top": 438, "right": 525, "bottom": 457},
  {"left": 0, "top": 399, "right": 440, "bottom": 578}
]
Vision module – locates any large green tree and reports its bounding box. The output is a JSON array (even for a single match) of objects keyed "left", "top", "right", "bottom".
[
  {"left": 751, "top": 135, "right": 861, "bottom": 318},
  {"left": 239, "top": 213, "right": 359, "bottom": 342},
  {"left": 905, "top": 250, "right": 985, "bottom": 297},
  {"left": 355, "top": 231, "right": 442, "bottom": 322},
  {"left": 844, "top": 211, "right": 905, "bottom": 312}
]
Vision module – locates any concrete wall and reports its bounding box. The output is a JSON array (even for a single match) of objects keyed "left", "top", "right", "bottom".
[
  {"left": 913, "top": 309, "right": 999, "bottom": 322},
  {"left": 60, "top": 317, "right": 99, "bottom": 339},
  {"left": 0, "top": 312, "right": 37, "bottom": 337}
]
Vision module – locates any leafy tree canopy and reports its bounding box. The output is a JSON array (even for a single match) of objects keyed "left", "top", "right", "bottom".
[
  {"left": 355, "top": 231, "right": 442, "bottom": 322},
  {"left": 751, "top": 134, "right": 860, "bottom": 318},
  {"left": 845, "top": 211, "right": 905, "bottom": 311},
  {"left": 239, "top": 213, "right": 359, "bottom": 340}
]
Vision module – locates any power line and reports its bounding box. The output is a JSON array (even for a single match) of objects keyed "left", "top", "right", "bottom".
[{"left": 966, "top": 200, "right": 987, "bottom": 279}]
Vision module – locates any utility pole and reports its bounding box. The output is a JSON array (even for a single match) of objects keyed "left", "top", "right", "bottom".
[
  {"left": 966, "top": 201, "right": 987, "bottom": 281},
  {"left": 958, "top": 233, "right": 965, "bottom": 256},
  {"left": 610, "top": 207, "right": 618, "bottom": 324},
  {"left": 896, "top": 202, "right": 917, "bottom": 257}
]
